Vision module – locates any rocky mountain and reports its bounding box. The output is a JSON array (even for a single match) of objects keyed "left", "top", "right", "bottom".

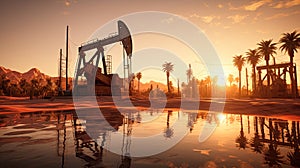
[{"left": 0, "top": 66, "right": 50, "bottom": 84}]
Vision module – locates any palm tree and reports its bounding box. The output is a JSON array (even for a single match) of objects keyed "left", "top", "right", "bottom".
[
  {"left": 162, "top": 62, "right": 174, "bottom": 93},
  {"left": 204, "top": 76, "right": 211, "bottom": 97},
  {"left": 279, "top": 31, "right": 300, "bottom": 97},
  {"left": 233, "top": 55, "right": 246, "bottom": 97},
  {"left": 228, "top": 74, "right": 234, "bottom": 87},
  {"left": 257, "top": 40, "right": 277, "bottom": 95},
  {"left": 186, "top": 64, "right": 193, "bottom": 84},
  {"left": 136, "top": 72, "right": 142, "bottom": 93},
  {"left": 246, "top": 49, "right": 261, "bottom": 94},
  {"left": 128, "top": 73, "right": 135, "bottom": 95}
]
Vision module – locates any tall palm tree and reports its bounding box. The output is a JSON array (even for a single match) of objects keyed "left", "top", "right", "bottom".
[
  {"left": 228, "top": 74, "right": 234, "bottom": 87},
  {"left": 128, "top": 73, "right": 135, "bottom": 95},
  {"left": 205, "top": 76, "right": 211, "bottom": 97},
  {"left": 162, "top": 62, "right": 174, "bottom": 93},
  {"left": 246, "top": 49, "right": 261, "bottom": 94},
  {"left": 186, "top": 64, "right": 193, "bottom": 84},
  {"left": 136, "top": 72, "right": 142, "bottom": 93},
  {"left": 279, "top": 30, "right": 300, "bottom": 97},
  {"left": 233, "top": 55, "right": 246, "bottom": 97},
  {"left": 257, "top": 39, "right": 277, "bottom": 94}
]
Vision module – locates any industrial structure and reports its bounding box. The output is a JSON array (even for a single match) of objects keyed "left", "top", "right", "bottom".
[
  {"left": 256, "top": 62, "right": 298, "bottom": 97},
  {"left": 73, "top": 21, "right": 133, "bottom": 96}
]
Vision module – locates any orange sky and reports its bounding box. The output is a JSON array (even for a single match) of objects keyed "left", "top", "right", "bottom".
[{"left": 0, "top": 0, "right": 300, "bottom": 87}]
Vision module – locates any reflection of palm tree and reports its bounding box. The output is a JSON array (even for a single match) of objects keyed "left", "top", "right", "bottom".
[
  {"left": 235, "top": 115, "right": 248, "bottom": 149},
  {"left": 136, "top": 112, "right": 141, "bottom": 123},
  {"left": 187, "top": 113, "right": 197, "bottom": 132},
  {"left": 279, "top": 31, "right": 300, "bottom": 97},
  {"left": 162, "top": 62, "right": 174, "bottom": 93},
  {"left": 246, "top": 49, "right": 261, "bottom": 94},
  {"left": 264, "top": 118, "right": 284, "bottom": 167},
  {"left": 264, "top": 143, "right": 284, "bottom": 167},
  {"left": 164, "top": 110, "right": 174, "bottom": 138},
  {"left": 287, "top": 150, "right": 300, "bottom": 167},
  {"left": 233, "top": 55, "right": 246, "bottom": 97},
  {"left": 250, "top": 117, "right": 264, "bottom": 153},
  {"left": 287, "top": 121, "right": 300, "bottom": 167},
  {"left": 251, "top": 133, "right": 264, "bottom": 153},
  {"left": 260, "top": 117, "right": 266, "bottom": 140}
]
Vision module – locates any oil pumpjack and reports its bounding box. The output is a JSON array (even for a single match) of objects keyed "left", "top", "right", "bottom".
[{"left": 73, "top": 21, "right": 133, "bottom": 96}]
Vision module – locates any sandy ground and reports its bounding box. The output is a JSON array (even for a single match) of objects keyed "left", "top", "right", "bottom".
[{"left": 0, "top": 96, "right": 300, "bottom": 120}]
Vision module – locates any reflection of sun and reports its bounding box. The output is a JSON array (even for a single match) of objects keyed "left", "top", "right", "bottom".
[{"left": 217, "top": 113, "right": 226, "bottom": 123}]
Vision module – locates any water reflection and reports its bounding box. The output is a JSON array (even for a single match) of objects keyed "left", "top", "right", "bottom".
[
  {"left": 0, "top": 110, "right": 300, "bottom": 167},
  {"left": 235, "top": 115, "right": 248, "bottom": 149}
]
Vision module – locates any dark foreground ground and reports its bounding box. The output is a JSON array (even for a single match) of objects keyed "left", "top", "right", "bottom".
[{"left": 0, "top": 96, "right": 299, "bottom": 120}]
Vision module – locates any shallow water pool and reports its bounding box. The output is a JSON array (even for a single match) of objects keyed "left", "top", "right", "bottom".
[{"left": 0, "top": 109, "right": 299, "bottom": 167}]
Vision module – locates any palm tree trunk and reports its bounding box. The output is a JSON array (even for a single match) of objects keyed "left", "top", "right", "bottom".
[
  {"left": 290, "top": 56, "right": 295, "bottom": 97},
  {"left": 138, "top": 80, "right": 140, "bottom": 93},
  {"left": 266, "top": 60, "right": 270, "bottom": 97},
  {"left": 239, "top": 70, "right": 241, "bottom": 97},
  {"left": 167, "top": 72, "right": 170, "bottom": 93},
  {"left": 253, "top": 65, "right": 256, "bottom": 94}
]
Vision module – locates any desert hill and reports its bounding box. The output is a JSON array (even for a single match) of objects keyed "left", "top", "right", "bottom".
[{"left": 0, "top": 66, "right": 50, "bottom": 84}]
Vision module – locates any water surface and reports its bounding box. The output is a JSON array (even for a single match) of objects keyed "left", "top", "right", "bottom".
[{"left": 0, "top": 109, "right": 299, "bottom": 168}]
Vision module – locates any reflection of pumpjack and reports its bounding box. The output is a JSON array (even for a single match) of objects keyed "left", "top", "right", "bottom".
[
  {"left": 119, "top": 113, "right": 134, "bottom": 168},
  {"left": 56, "top": 113, "right": 67, "bottom": 168},
  {"left": 74, "top": 20, "right": 133, "bottom": 96},
  {"left": 72, "top": 109, "right": 124, "bottom": 167},
  {"left": 73, "top": 117, "right": 106, "bottom": 167}
]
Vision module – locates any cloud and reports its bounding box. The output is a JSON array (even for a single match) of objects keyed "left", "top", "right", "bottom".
[
  {"left": 227, "top": 14, "right": 248, "bottom": 23},
  {"left": 201, "top": 16, "right": 215, "bottom": 23},
  {"left": 189, "top": 13, "right": 201, "bottom": 18},
  {"left": 202, "top": 15, "right": 221, "bottom": 24},
  {"left": 189, "top": 14, "right": 221, "bottom": 24},
  {"left": 229, "top": 0, "right": 272, "bottom": 11},
  {"left": 217, "top": 4, "right": 223, "bottom": 8},
  {"left": 272, "top": 0, "right": 300, "bottom": 8},
  {"left": 244, "top": 0, "right": 272, "bottom": 11}
]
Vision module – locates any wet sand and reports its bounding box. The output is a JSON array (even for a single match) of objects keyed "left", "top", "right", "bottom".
[{"left": 0, "top": 96, "right": 300, "bottom": 120}]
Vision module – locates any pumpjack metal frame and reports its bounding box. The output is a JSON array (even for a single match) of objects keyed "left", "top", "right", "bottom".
[
  {"left": 257, "top": 62, "right": 298, "bottom": 97},
  {"left": 73, "top": 21, "right": 133, "bottom": 94}
]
